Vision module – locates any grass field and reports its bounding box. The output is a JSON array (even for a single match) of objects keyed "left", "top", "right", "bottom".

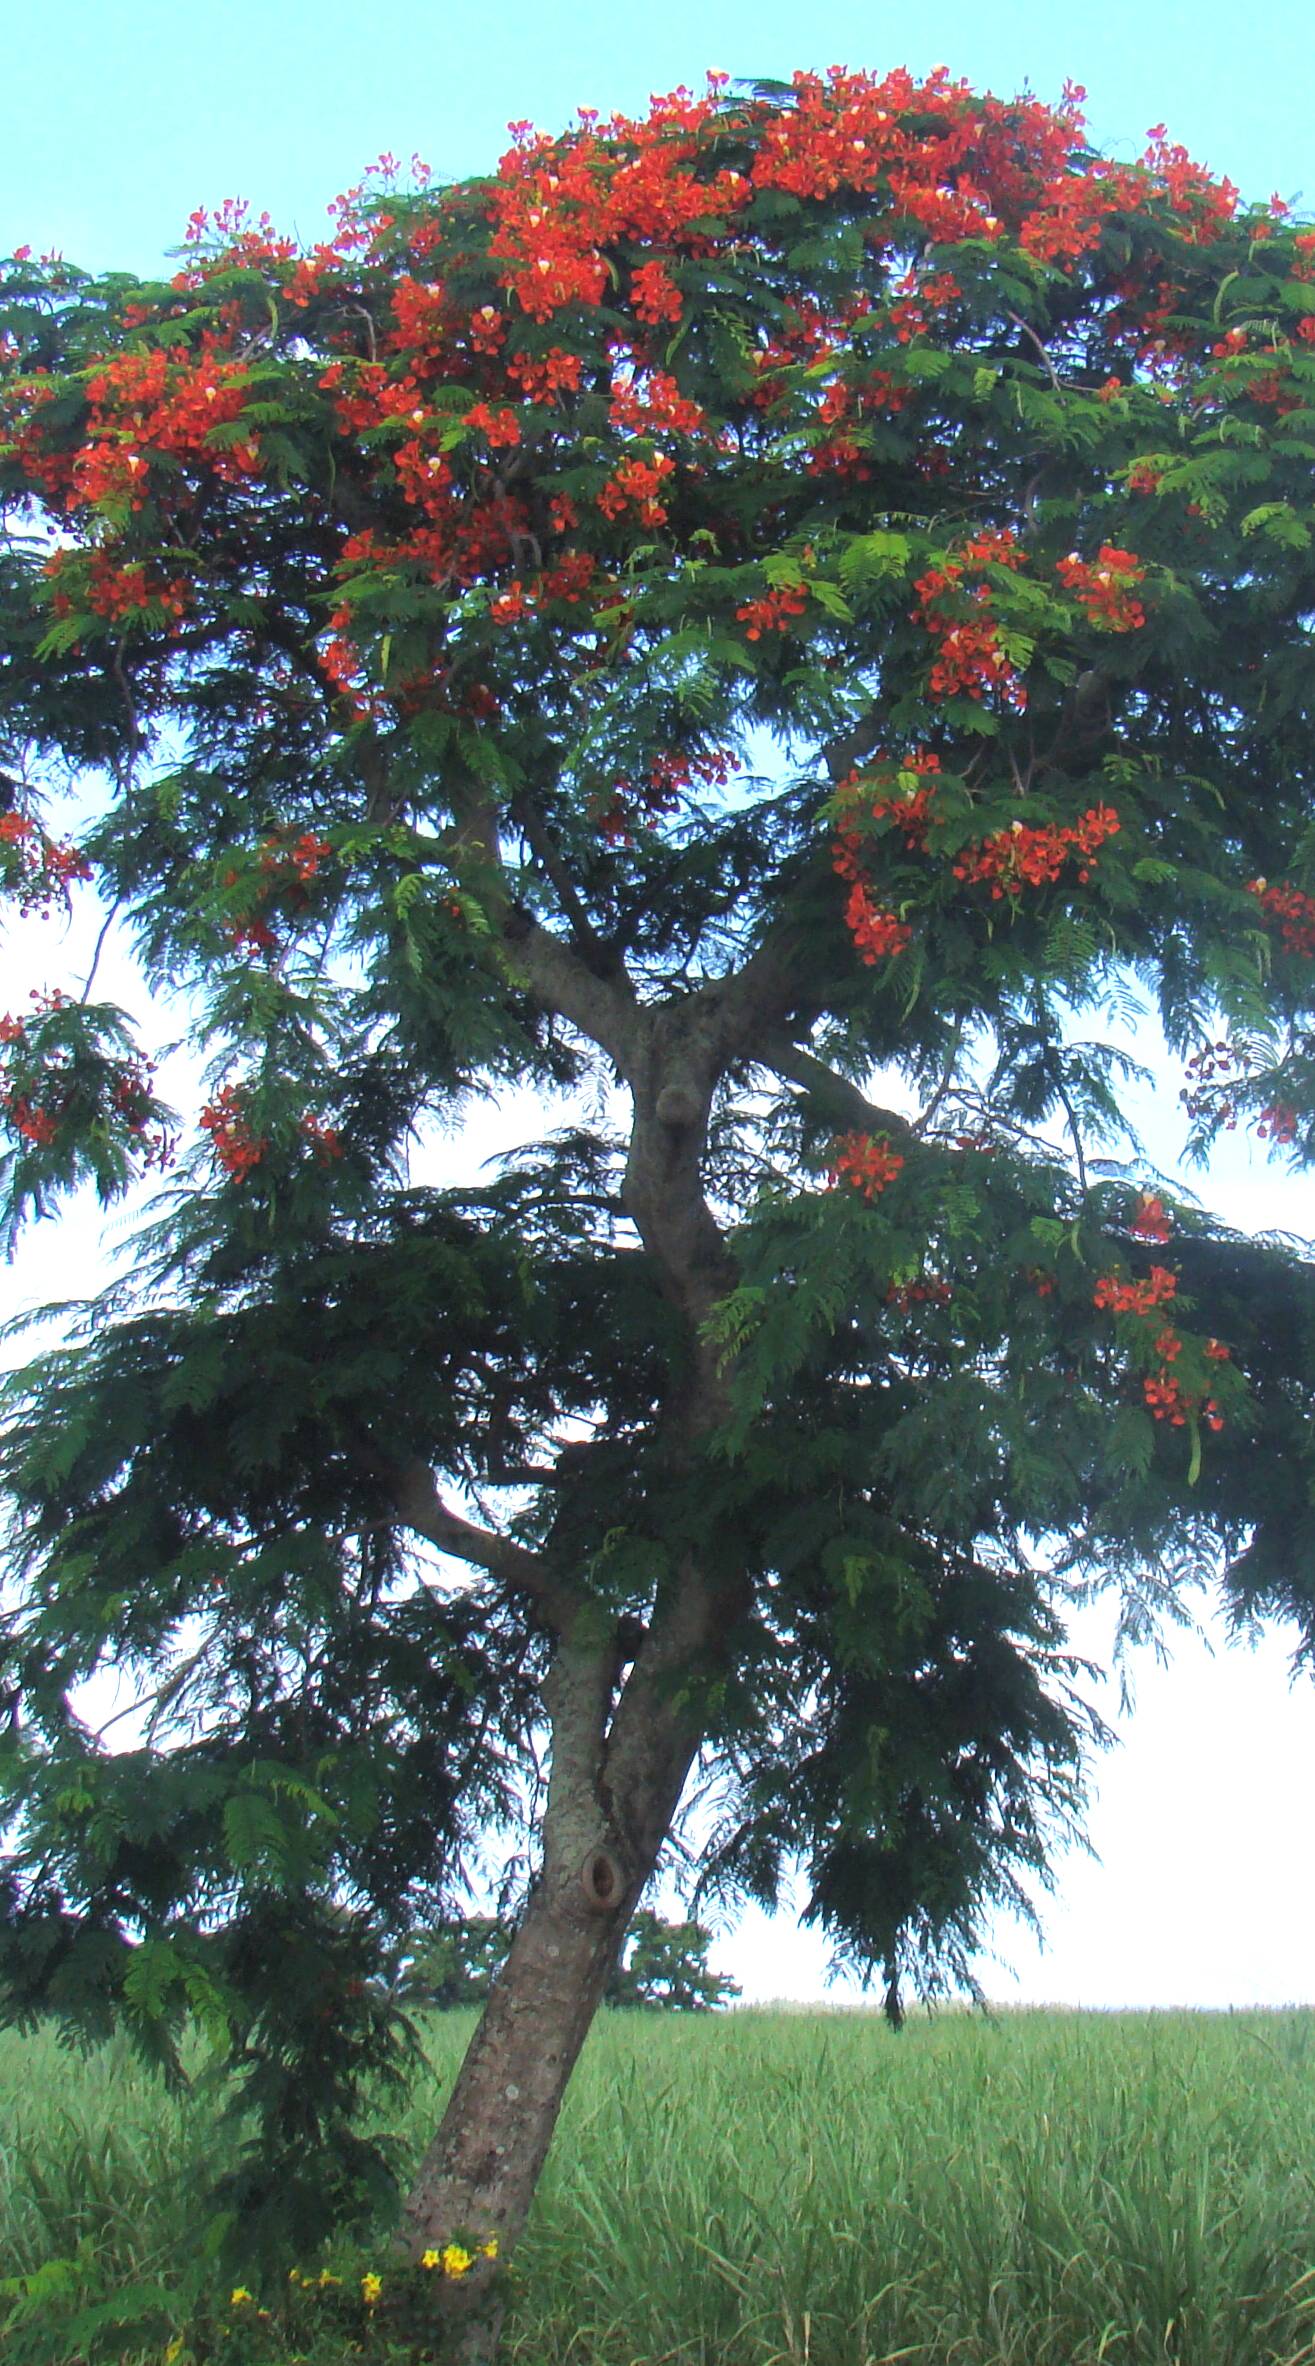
[{"left": 4, "top": 2004, "right": 1315, "bottom": 2363}]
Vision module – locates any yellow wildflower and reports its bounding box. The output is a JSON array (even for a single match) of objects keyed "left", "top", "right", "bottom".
[
  {"left": 482, "top": 2238, "right": 499, "bottom": 2259},
  {"left": 361, "top": 2272, "right": 383, "bottom": 2305},
  {"left": 317, "top": 2270, "right": 341, "bottom": 2288},
  {"left": 420, "top": 2249, "right": 441, "bottom": 2271},
  {"left": 229, "top": 2288, "right": 252, "bottom": 2308},
  {"left": 163, "top": 2343, "right": 183, "bottom": 2364},
  {"left": 441, "top": 2243, "right": 475, "bottom": 2277}
]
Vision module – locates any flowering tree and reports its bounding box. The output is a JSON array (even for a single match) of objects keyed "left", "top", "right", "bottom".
[{"left": 4, "top": 61, "right": 1315, "bottom": 2354}]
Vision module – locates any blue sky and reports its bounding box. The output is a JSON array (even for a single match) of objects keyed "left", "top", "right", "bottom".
[
  {"left": 3, "top": 0, "right": 1312, "bottom": 273},
  {"left": 3, "top": 0, "right": 1314, "bottom": 2007}
]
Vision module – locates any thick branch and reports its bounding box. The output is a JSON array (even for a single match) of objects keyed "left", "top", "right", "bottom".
[
  {"left": 510, "top": 794, "right": 628, "bottom": 984},
  {"left": 503, "top": 904, "right": 639, "bottom": 1073}
]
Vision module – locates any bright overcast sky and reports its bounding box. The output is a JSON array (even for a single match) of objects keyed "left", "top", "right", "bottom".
[{"left": 2, "top": 0, "right": 1314, "bottom": 2011}]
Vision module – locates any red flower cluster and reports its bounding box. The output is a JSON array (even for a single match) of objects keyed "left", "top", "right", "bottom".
[
  {"left": 913, "top": 551, "right": 1027, "bottom": 710},
  {"left": 108, "top": 1056, "right": 172, "bottom": 1168},
  {"left": 259, "top": 830, "right": 332, "bottom": 887},
  {"left": 888, "top": 270, "right": 963, "bottom": 343},
  {"left": 1093, "top": 1265, "right": 1177, "bottom": 1315},
  {"left": 1248, "top": 879, "right": 1315, "bottom": 957},
  {"left": 300, "top": 1112, "right": 344, "bottom": 1163},
  {"left": 596, "top": 745, "right": 738, "bottom": 842},
  {"left": 220, "top": 831, "right": 334, "bottom": 956},
  {"left": 64, "top": 343, "right": 260, "bottom": 509},
  {"left": 4, "top": 1090, "right": 58, "bottom": 1146},
  {"left": 490, "top": 551, "right": 599, "bottom": 626},
  {"left": 1257, "top": 1103, "right": 1299, "bottom": 1144},
  {"left": 0, "top": 811, "right": 92, "bottom": 915},
  {"left": 505, "top": 346, "right": 582, "bottom": 400},
  {"left": 1055, "top": 546, "right": 1147, "bottom": 633},
  {"left": 886, "top": 1274, "right": 952, "bottom": 1311},
  {"left": 1144, "top": 1372, "right": 1224, "bottom": 1430},
  {"left": 741, "top": 65, "right": 1233, "bottom": 263},
  {"left": 1179, "top": 1036, "right": 1246, "bottom": 1130},
  {"left": 828, "top": 1131, "right": 905, "bottom": 1199},
  {"left": 487, "top": 80, "right": 748, "bottom": 323},
  {"left": 842, "top": 883, "right": 912, "bottom": 964},
  {"left": 0, "top": 995, "right": 171, "bottom": 1166},
  {"left": 200, "top": 1084, "right": 267, "bottom": 1179},
  {"left": 630, "top": 261, "right": 683, "bottom": 325},
  {"left": 608, "top": 367, "right": 706, "bottom": 440},
  {"left": 832, "top": 752, "right": 942, "bottom": 883},
  {"left": 596, "top": 451, "right": 676, "bottom": 525},
  {"left": 830, "top": 756, "right": 946, "bottom": 964},
  {"left": 952, "top": 805, "right": 1121, "bottom": 899},
  {"left": 464, "top": 400, "right": 521, "bottom": 448},
  {"left": 736, "top": 585, "right": 809, "bottom": 640},
  {"left": 45, "top": 548, "right": 189, "bottom": 628}
]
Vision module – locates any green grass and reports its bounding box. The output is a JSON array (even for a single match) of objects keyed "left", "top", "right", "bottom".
[{"left": 5, "top": 2006, "right": 1315, "bottom": 2363}]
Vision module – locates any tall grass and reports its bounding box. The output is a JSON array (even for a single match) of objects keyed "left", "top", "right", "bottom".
[{"left": 4, "top": 2007, "right": 1315, "bottom": 2363}]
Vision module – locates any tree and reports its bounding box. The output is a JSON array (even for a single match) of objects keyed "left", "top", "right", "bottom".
[
  {"left": 389, "top": 1916, "right": 513, "bottom": 2011},
  {"left": 604, "top": 1907, "right": 740, "bottom": 2010},
  {"left": 3, "top": 60, "right": 1315, "bottom": 2357}
]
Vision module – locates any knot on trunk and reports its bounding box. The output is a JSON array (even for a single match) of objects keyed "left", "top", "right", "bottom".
[
  {"left": 654, "top": 1080, "right": 703, "bottom": 1131},
  {"left": 579, "top": 1844, "right": 625, "bottom": 1913}
]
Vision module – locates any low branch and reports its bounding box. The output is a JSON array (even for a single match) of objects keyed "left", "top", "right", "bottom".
[
  {"left": 822, "top": 705, "right": 887, "bottom": 785},
  {"left": 436, "top": 781, "right": 640, "bottom": 1073}
]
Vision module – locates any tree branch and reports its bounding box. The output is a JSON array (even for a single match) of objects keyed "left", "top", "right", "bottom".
[
  {"left": 759, "top": 1035, "right": 916, "bottom": 1145},
  {"left": 384, "top": 1458, "right": 573, "bottom": 1631},
  {"left": 438, "top": 781, "right": 641, "bottom": 1073},
  {"left": 503, "top": 905, "right": 640, "bottom": 1073}
]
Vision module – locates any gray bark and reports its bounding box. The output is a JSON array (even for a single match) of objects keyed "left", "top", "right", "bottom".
[{"left": 401, "top": 1624, "right": 702, "bottom": 2360}]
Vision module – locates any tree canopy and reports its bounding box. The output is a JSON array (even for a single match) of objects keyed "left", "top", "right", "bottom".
[{"left": 3, "top": 61, "right": 1315, "bottom": 2305}]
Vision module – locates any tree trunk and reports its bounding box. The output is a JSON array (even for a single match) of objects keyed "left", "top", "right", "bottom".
[
  {"left": 400, "top": 1628, "right": 700, "bottom": 2361},
  {"left": 399, "top": 1035, "right": 743, "bottom": 2359}
]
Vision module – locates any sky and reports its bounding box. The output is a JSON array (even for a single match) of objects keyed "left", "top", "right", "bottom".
[{"left": 2, "top": 0, "right": 1315, "bottom": 2011}]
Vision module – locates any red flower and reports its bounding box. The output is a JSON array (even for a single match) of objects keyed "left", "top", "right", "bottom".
[
  {"left": 828, "top": 1131, "right": 905, "bottom": 1199},
  {"left": 1093, "top": 1265, "right": 1177, "bottom": 1315},
  {"left": 1129, "top": 1192, "right": 1172, "bottom": 1243},
  {"left": 1248, "top": 879, "right": 1315, "bottom": 958},
  {"left": 199, "top": 1085, "right": 267, "bottom": 1179}
]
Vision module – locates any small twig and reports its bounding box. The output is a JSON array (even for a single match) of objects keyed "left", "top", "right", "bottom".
[
  {"left": 914, "top": 1014, "right": 966, "bottom": 1137},
  {"left": 1051, "top": 1072, "right": 1090, "bottom": 1199},
  {"left": 79, "top": 894, "right": 123, "bottom": 1004},
  {"left": 348, "top": 302, "right": 378, "bottom": 363},
  {"left": 1008, "top": 311, "right": 1063, "bottom": 394}
]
